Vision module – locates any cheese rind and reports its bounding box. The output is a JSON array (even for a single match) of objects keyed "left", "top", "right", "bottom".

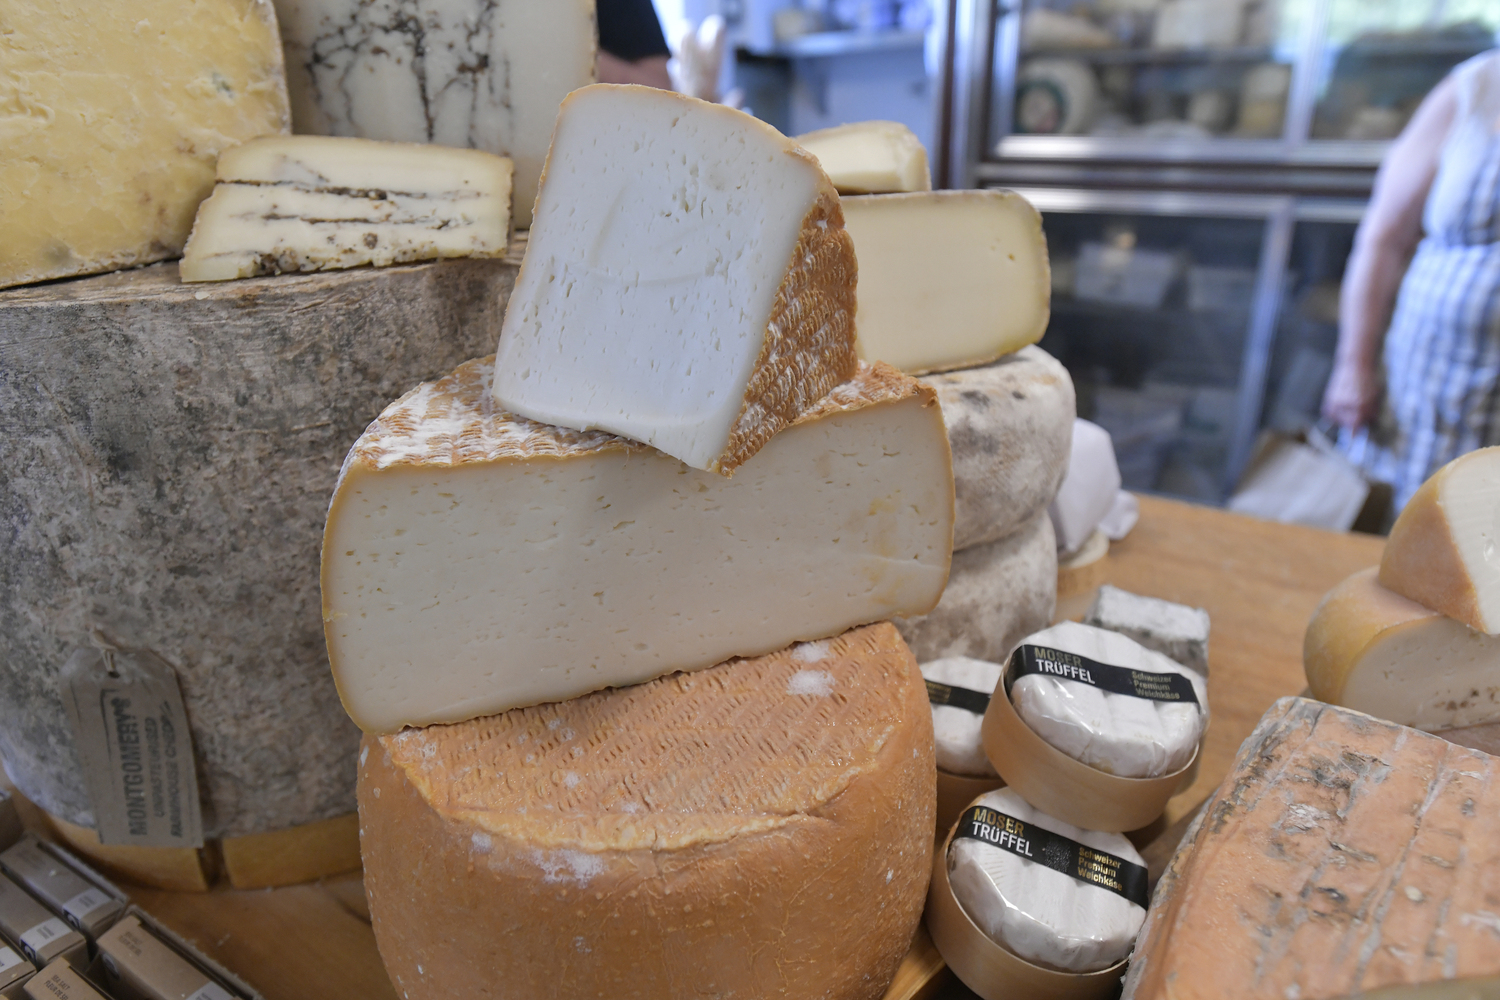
[
  {"left": 1051, "top": 420, "right": 1123, "bottom": 555},
  {"left": 923, "top": 657, "right": 1004, "bottom": 777},
  {"left": 1084, "top": 585, "right": 1210, "bottom": 676},
  {"left": 1304, "top": 567, "right": 1500, "bottom": 731},
  {"left": 492, "top": 84, "right": 858, "bottom": 475},
  {"left": 324, "top": 358, "right": 954, "bottom": 733},
  {"left": 180, "top": 136, "right": 513, "bottom": 281},
  {"left": 359, "top": 622, "right": 935, "bottom": 1000},
  {"left": 0, "top": 0, "right": 290, "bottom": 289},
  {"left": 795, "top": 121, "right": 933, "bottom": 194},
  {"left": 844, "top": 190, "right": 1050, "bottom": 376},
  {"left": 1380, "top": 446, "right": 1500, "bottom": 634}
]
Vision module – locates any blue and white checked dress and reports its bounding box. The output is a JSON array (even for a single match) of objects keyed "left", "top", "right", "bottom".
[{"left": 1362, "top": 50, "right": 1500, "bottom": 511}]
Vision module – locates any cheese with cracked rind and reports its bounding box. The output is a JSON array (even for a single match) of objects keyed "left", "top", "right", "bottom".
[
  {"left": 359, "top": 622, "right": 935, "bottom": 1000},
  {"left": 492, "top": 84, "right": 858, "bottom": 475},
  {"left": 796, "top": 120, "right": 932, "bottom": 194}
]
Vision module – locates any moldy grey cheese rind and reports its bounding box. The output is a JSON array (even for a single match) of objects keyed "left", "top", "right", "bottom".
[
  {"left": 1084, "top": 585, "right": 1210, "bottom": 676},
  {"left": 358, "top": 622, "right": 935, "bottom": 1000}
]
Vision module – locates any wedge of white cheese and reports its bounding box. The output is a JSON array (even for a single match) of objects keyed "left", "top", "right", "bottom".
[
  {"left": 323, "top": 359, "right": 954, "bottom": 734},
  {"left": 795, "top": 120, "right": 931, "bottom": 194},
  {"left": 492, "top": 84, "right": 858, "bottom": 476},
  {"left": 922, "top": 657, "right": 1003, "bottom": 777},
  {"left": 1011, "top": 621, "right": 1207, "bottom": 778},
  {"left": 1085, "top": 585, "right": 1210, "bottom": 677},
  {"left": 843, "top": 190, "right": 1050, "bottom": 376},
  {"left": 180, "top": 136, "right": 513, "bottom": 281}
]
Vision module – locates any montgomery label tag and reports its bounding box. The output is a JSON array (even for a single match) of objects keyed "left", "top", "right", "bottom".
[
  {"left": 1008, "top": 644, "right": 1200, "bottom": 707},
  {"left": 925, "top": 679, "right": 991, "bottom": 715},
  {"left": 955, "top": 804, "right": 1150, "bottom": 908},
  {"left": 60, "top": 647, "right": 205, "bottom": 848}
]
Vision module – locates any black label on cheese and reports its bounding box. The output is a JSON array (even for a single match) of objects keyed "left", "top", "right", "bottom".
[
  {"left": 925, "top": 679, "right": 991, "bottom": 715},
  {"left": 1007, "top": 644, "right": 1199, "bottom": 707},
  {"left": 954, "top": 804, "right": 1150, "bottom": 909}
]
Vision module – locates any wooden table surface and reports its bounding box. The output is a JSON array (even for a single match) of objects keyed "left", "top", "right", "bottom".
[{"left": 30, "top": 496, "right": 1387, "bottom": 1000}]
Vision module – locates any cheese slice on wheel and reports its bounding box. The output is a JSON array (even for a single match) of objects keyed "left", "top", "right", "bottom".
[
  {"left": 323, "top": 358, "right": 954, "bottom": 733},
  {"left": 795, "top": 120, "right": 932, "bottom": 194},
  {"left": 491, "top": 84, "right": 858, "bottom": 475},
  {"left": 358, "top": 622, "right": 936, "bottom": 1000}
]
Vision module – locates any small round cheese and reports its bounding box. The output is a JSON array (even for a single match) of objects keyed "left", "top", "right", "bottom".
[
  {"left": 948, "top": 787, "right": 1146, "bottom": 972},
  {"left": 1011, "top": 621, "right": 1207, "bottom": 778},
  {"left": 922, "top": 656, "right": 1003, "bottom": 777}
]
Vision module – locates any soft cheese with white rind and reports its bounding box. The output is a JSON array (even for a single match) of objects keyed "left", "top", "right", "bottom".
[
  {"left": 1011, "top": 621, "right": 1207, "bottom": 778},
  {"left": 949, "top": 787, "right": 1146, "bottom": 973},
  {"left": 180, "top": 136, "right": 512, "bottom": 281},
  {"left": 1050, "top": 420, "right": 1123, "bottom": 555},
  {"left": 359, "top": 622, "right": 935, "bottom": 1000},
  {"left": 795, "top": 120, "right": 932, "bottom": 194},
  {"left": 843, "top": 190, "right": 1050, "bottom": 376},
  {"left": 920, "top": 346, "right": 1076, "bottom": 550},
  {"left": 1305, "top": 567, "right": 1500, "bottom": 732},
  {"left": 922, "top": 657, "right": 1003, "bottom": 777},
  {"left": 1085, "top": 585, "right": 1210, "bottom": 677},
  {"left": 324, "top": 358, "right": 954, "bottom": 733},
  {"left": 492, "top": 84, "right": 857, "bottom": 475},
  {"left": 1380, "top": 446, "right": 1500, "bottom": 634}
]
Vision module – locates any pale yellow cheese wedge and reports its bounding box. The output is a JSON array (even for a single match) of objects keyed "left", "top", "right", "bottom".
[{"left": 795, "top": 120, "right": 932, "bottom": 194}]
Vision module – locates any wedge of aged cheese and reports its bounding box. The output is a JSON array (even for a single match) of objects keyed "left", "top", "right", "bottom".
[
  {"left": 359, "top": 622, "right": 935, "bottom": 1000},
  {"left": 795, "top": 121, "right": 932, "bottom": 194},
  {"left": 324, "top": 358, "right": 953, "bottom": 733},
  {"left": 1085, "top": 585, "right": 1211, "bottom": 676},
  {"left": 0, "top": 0, "right": 290, "bottom": 290},
  {"left": 921, "top": 346, "right": 1076, "bottom": 551},
  {"left": 1380, "top": 447, "right": 1500, "bottom": 634},
  {"left": 923, "top": 657, "right": 1004, "bottom": 777},
  {"left": 949, "top": 788, "right": 1147, "bottom": 973},
  {"left": 1123, "top": 697, "right": 1500, "bottom": 1000},
  {"left": 179, "top": 137, "right": 512, "bottom": 281},
  {"left": 843, "top": 190, "right": 1050, "bottom": 376},
  {"left": 895, "top": 512, "right": 1056, "bottom": 663},
  {"left": 492, "top": 84, "right": 857, "bottom": 474},
  {"left": 1304, "top": 567, "right": 1500, "bottom": 732},
  {"left": 272, "top": 0, "right": 592, "bottom": 228}
]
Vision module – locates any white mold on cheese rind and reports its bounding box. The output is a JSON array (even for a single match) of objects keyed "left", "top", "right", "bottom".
[{"left": 921, "top": 656, "right": 1003, "bottom": 777}]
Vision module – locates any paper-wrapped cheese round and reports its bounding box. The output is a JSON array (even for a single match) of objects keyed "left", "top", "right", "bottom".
[
  {"left": 923, "top": 656, "right": 1003, "bottom": 777},
  {"left": 947, "top": 787, "right": 1147, "bottom": 973},
  {"left": 358, "top": 622, "right": 936, "bottom": 1000},
  {"left": 919, "top": 346, "right": 1075, "bottom": 551},
  {"left": 1010, "top": 621, "right": 1207, "bottom": 778}
]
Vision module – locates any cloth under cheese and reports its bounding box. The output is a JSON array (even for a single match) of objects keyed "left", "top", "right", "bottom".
[
  {"left": 921, "top": 657, "right": 1003, "bottom": 778},
  {"left": 949, "top": 787, "right": 1147, "bottom": 973},
  {"left": 1011, "top": 621, "right": 1206, "bottom": 778}
]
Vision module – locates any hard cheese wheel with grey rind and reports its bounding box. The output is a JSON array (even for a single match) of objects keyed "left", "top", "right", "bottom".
[
  {"left": 920, "top": 346, "right": 1075, "bottom": 550},
  {"left": 359, "top": 622, "right": 935, "bottom": 1000},
  {"left": 895, "top": 512, "right": 1057, "bottom": 663},
  {"left": 0, "top": 257, "right": 514, "bottom": 837}
]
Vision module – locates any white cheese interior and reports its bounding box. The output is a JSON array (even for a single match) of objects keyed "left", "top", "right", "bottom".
[
  {"left": 796, "top": 120, "right": 931, "bottom": 194},
  {"left": 1341, "top": 615, "right": 1500, "bottom": 731},
  {"left": 492, "top": 85, "right": 823, "bottom": 471},
  {"left": 1440, "top": 452, "right": 1500, "bottom": 631},
  {"left": 948, "top": 787, "right": 1146, "bottom": 973},
  {"left": 922, "top": 657, "right": 1003, "bottom": 777},
  {"left": 1011, "top": 621, "right": 1207, "bottom": 778}
]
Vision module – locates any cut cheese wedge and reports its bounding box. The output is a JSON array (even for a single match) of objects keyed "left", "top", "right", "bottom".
[
  {"left": 795, "top": 120, "right": 932, "bottom": 194},
  {"left": 180, "top": 136, "right": 513, "bottom": 281},
  {"left": 323, "top": 358, "right": 954, "bottom": 733},
  {"left": 843, "top": 190, "right": 1050, "bottom": 376},
  {"left": 1304, "top": 567, "right": 1500, "bottom": 732},
  {"left": 492, "top": 84, "right": 858, "bottom": 475},
  {"left": 1380, "top": 446, "right": 1500, "bottom": 634}
]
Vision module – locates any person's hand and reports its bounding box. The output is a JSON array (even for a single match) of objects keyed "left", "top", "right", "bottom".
[{"left": 1321, "top": 356, "right": 1381, "bottom": 429}]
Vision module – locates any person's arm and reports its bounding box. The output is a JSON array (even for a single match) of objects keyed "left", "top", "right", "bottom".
[
  {"left": 597, "top": 50, "right": 673, "bottom": 90},
  {"left": 596, "top": 0, "right": 675, "bottom": 91},
  {"left": 1322, "top": 75, "right": 1458, "bottom": 429}
]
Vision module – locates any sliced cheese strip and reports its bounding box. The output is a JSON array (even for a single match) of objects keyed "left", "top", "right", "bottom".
[
  {"left": 180, "top": 136, "right": 512, "bottom": 281},
  {"left": 1380, "top": 446, "right": 1500, "bottom": 634},
  {"left": 324, "top": 359, "right": 954, "bottom": 733},
  {"left": 0, "top": 0, "right": 289, "bottom": 289},
  {"left": 923, "top": 656, "right": 1003, "bottom": 777},
  {"left": 492, "top": 84, "right": 857, "bottom": 475},
  {"left": 1122, "top": 697, "right": 1500, "bottom": 1000},
  {"left": 844, "top": 190, "right": 1050, "bottom": 376},
  {"left": 895, "top": 512, "right": 1056, "bottom": 664},
  {"left": 1011, "top": 621, "right": 1207, "bottom": 778},
  {"left": 949, "top": 788, "right": 1146, "bottom": 973},
  {"left": 359, "top": 622, "right": 935, "bottom": 1000},
  {"left": 1304, "top": 566, "right": 1500, "bottom": 731},
  {"left": 1085, "top": 585, "right": 1210, "bottom": 677},
  {"left": 921, "top": 346, "right": 1076, "bottom": 551},
  {"left": 795, "top": 120, "right": 932, "bottom": 194}
]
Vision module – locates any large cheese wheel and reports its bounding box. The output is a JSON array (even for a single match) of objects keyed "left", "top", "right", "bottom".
[
  {"left": 0, "top": 257, "right": 514, "bottom": 837},
  {"left": 358, "top": 622, "right": 935, "bottom": 1000},
  {"left": 920, "top": 346, "right": 1075, "bottom": 551},
  {"left": 895, "top": 512, "right": 1057, "bottom": 662}
]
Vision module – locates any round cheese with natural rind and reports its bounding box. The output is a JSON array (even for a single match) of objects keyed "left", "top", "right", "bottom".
[
  {"left": 1011, "top": 621, "right": 1207, "bottom": 778},
  {"left": 948, "top": 787, "right": 1146, "bottom": 973},
  {"left": 922, "top": 656, "right": 1003, "bottom": 777}
]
